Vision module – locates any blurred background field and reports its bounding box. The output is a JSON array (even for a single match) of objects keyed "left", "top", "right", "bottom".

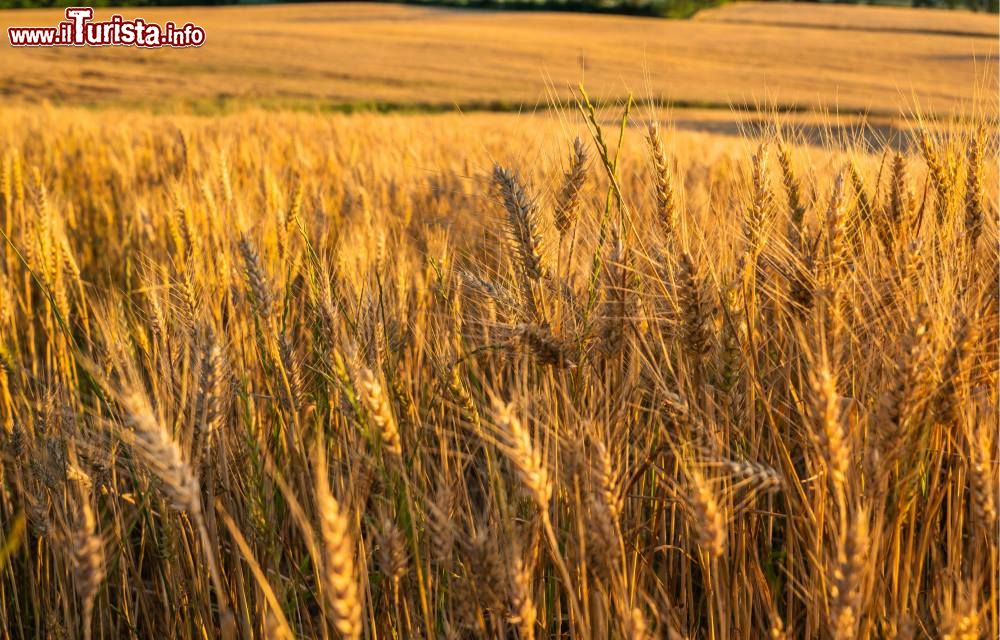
[{"left": 0, "top": 1, "right": 995, "bottom": 120}]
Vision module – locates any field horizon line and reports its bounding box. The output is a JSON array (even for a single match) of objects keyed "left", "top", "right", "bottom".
[{"left": 14, "top": 94, "right": 989, "bottom": 123}]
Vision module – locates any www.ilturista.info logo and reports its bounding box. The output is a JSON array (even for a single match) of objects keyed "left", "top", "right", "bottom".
[{"left": 8, "top": 7, "right": 205, "bottom": 48}]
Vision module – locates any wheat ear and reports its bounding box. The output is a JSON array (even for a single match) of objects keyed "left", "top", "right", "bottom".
[
  {"left": 313, "top": 445, "right": 362, "bottom": 640},
  {"left": 554, "top": 137, "right": 589, "bottom": 235}
]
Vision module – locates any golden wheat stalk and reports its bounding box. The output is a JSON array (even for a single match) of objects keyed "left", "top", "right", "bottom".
[
  {"left": 358, "top": 367, "right": 403, "bottom": 468},
  {"left": 554, "top": 137, "right": 589, "bottom": 236},
  {"left": 118, "top": 389, "right": 235, "bottom": 637},
  {"left": 313, "top": 445, "right": 362, "bottom": 640},
  {"left": 647, "top": 122, "right": 679, "bottom": 241},
  {"left": 494, "top": 164, "right": 545, "bottom": 321}
]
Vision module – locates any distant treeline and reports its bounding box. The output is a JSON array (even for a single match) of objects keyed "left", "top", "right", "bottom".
[
  {"left": 0, "top": 0, "right": 718, "bottom": 18},
  {"left": 396, "top": 0, "right": 998, "bottom": 14},
  {"left": 0, "top": 0, "right": 714, "bottom": 14},
  {"left": 404, "top": 0, "right": 723, "bottom": 18},
  {"left": 1, "top": 0, "right": 994, "bottom": 17}
]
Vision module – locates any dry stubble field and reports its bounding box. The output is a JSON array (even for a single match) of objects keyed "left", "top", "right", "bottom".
[{"left": 0, "top": 3, "right": 997, "bottom": 640}]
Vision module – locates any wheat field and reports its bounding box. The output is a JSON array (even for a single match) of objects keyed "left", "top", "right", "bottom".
[
  {"left": 0, "top": 2, "right": 996, "bottom": 113},
  {"left": 0, "top": 91, "right": 995, "bottom": 639},
  {"left": 0, "top": 0, "right": 998, "bottom": 637}
]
